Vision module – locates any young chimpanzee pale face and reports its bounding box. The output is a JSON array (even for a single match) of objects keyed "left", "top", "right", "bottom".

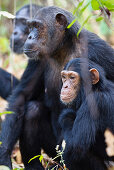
[
  {"left": 60, "top": 68, "right": 100, "bottom": 104},
  {"left": 60, "top": 70, "right": 80, "bottom": 104}
]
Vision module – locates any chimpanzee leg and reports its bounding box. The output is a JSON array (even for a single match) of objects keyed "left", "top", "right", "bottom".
[
  {"left": 64, "top": 150, "right": 107, "bottom": 170},
  {"left": 19, "top": 101, "right": 57, "bottom": 170},
  {"left": 0, "top": 114, "right": 24, "bottom": 169}
]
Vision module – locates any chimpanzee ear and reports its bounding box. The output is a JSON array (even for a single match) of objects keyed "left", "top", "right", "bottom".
[
  {"left": 89, "top": 68, "right": 99, "bottom": 84},
  {"left": 55, "top": 13, "right": 67, "bottom": 30}
]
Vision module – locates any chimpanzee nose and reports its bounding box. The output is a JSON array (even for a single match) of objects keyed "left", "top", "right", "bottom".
[
  {"left": 28, "top": 35, "right": 32, "bottom": 39},
  {"left": 63, "top": 83, "right": 68, "bottom": 88},
  {"left": 13, "top": 31, "right": 18, "bottom": 35},
  {"left": 65, "top": 85, "right": 68, "bottom": 88}
]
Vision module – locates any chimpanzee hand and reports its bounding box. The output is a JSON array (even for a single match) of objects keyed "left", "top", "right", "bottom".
[
  {"left": 59, "top": 109, "right": 76, "bottom": 132},
  {"left": 25, "top": 101, "right": 42, "bottom": 120}
]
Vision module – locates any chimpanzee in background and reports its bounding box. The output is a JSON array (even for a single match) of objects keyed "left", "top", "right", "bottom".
[
  {"left": 59, "top": 58, "right": 114, "bottom": 170},
  {"left": 10, "top": 4, "right": 43, "bottom": 54},
  {"left": 0, "top": 6, "right": 114, "bottom": 169},
  {"left": 0, "top": 4, "right": 43, "bottom": 100},
  {"left": 0, "top": 69, "right": 19, "bottom": 100}
]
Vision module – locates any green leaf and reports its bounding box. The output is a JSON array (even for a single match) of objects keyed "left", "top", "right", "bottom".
[
  {"left": 67, "top": 2, "right": 90, "bottom": 29},
  {"left": 39, "top": 155, "right": 43, "bottom": 162},
  {"left": 3, "top": 58, "right": 10, "bottom": 68},
  {"left": 0, "top": 111, "right": 13, "bottom": 116},
  {"left": 96, "top": 16, "right": 103, "bottom": 21},
  {"left": 109, "top": 8, "right": 114, "bottom": 11},
  {"left": 77, "top": 15, "right": 92, "bottom": 37},
  {"left": 0, "top": 37, "right": 10, "bottom": 54},
  {"left": 100, "top": 0, "right": 114, "bottom": 9},
  {"left": 28, "top": 155, "right": 43, "bottom": 163},
  {"left": 67, "top": 18, "right": 78, "bottom": 29},
  {"left": 91, "top": 0, "right": 100, "bottom": 10},
  {"left": 73, "top": 0, "right": 85, "bottom": 15},
  {"left": 0, "top": 142, "right": 2, "bottom": 145},
  {"left": 79, "top": 2, "right": 91, "bottom": 15}
]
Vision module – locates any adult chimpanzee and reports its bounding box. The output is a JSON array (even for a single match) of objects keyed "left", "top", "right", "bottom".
[
  {"left": 0, "top": 6, "right": 114, "bottom": 170},
  {"left": 10, "top": 4, "right": 42, "bottom": 54},
  {"left": 59, "top": 58, "right": 114, "bottom": 170},
  {"left": 0, "top": 4, "right": 42, "bottom": 100},
  {"left": 0, "top": 69, "right": 19, "bottom": 100}
]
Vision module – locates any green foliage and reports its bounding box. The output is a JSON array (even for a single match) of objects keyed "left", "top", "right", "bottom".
[
  {"left": 2, "top": 58, "right": 10, "bottom": 68},
  {"left": 0, "top": 37, "right": 10, "bottom": 54},
  {"left": 67, "top": 18, "right": 78, "bottom": 29},
  {"left": 67, "top": 0, "right": 113, "bottom": 36},
  {"left": 96, "top": 16, "right": 103, "bottom": 21},
  {"left": 28, "top": 155, "right": 43, "bottom": 164},
  {"left": 91, "top": 0, "right": 114, "bottom": 10},
  {"left": 0, "top": 111, "right": 13, "bottom": 116},
  {"left": 91, "top": 0, "right": 99, "bottom": 10},
  {"left": 100, "top": 0, "right": 114, "bottom": 10},
  {"left": 73, "top": 0, "right": 85, "bottom": 15},
  {"left": 77, "top": 14, "right": 92, "bottom": 37}
]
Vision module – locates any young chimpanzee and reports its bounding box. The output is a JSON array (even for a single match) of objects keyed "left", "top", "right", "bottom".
[
  {"left": 59, "top": 58, "right": 114, "bottom": 170},
  {"left": 0, "top": 6, "right": 114, "bottom": 169},
  {"left": 0, "top": 4, "right": 43, "bottom": 100}
]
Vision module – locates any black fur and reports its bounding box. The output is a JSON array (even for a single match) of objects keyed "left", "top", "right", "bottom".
[
  {"left": 0, "top": 68, "right": 19, "bottom": 99},
  {"left": 59, "top": 58, "right": 114, "bottom": 170},
  {"left": 0, "top": 4, "right": 43, "bottom": 100},
  {"left": 10, "top": 4, "right": 43, "bottom": 54},
  {"left": 0, "top": 6, "right": 114, "bottom": 169}
]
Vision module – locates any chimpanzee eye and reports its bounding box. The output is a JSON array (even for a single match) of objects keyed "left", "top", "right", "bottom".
[
  {"left": 21, "top": 19, "right": 26, "bottom": 25},
  {"left": 62, "top": 75, "right": 66, "bottom": 79},
  {"left": 62, "top": 76, "right": 66, "bottom": 83},
  {"left": 70, "top": 76, "right": 75, "bottom": 80},
  {"left": 28, "top": 25, "right": 33, "bottom": 32}
]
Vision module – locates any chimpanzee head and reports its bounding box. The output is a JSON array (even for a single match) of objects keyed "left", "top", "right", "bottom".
[
  {"left": 60, "top": 58, "right": 100, "bottom": 105},
  {"left": 24, "top": 6, "right": 79, "bottom": 59},
  {"left": 10, "top": 4, "right": 42, "bottom": 54}
]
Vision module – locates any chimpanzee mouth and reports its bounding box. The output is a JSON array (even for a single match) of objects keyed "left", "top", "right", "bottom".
[
  {"left": 60, "top": 94, "right": 76, "bottom": 105},
  {"left": 24, "top": 49, "right": 40, "bottom": 60},
  {"left": 10, "top": 42, "right": 24, "bottom": 54}
]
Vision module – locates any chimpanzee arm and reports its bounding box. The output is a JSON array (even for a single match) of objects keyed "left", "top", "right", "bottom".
[
  {"left": 0, "top": 59, "right": 45, "bottom": 168},
  {"left": 60, "top": 97, "right": 100, "bottom": 162},
  {"left": 59, "top": 108, "right": 76, "bottom": 132},
  {"left": 0, "top": 68, "right": 19, "bottom": 100}
]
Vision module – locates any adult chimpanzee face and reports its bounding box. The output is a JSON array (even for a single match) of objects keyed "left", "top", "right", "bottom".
[
  {"left": 10, "top": 17, "right": 29, "bottom": 54},
  {"left": 24, "top": 7, "right": 68, "bottom": 59},
  {"left": 24, "top": 19, "right": 48, "bottom": 59}
]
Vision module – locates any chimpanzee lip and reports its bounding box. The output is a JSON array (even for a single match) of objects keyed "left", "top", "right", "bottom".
[
  {"left": 24, "top": 48, "right": 38, "bottom": 53},
  {"left": 60, "top": 97, "right": 71, "bottom": 104},
  {"left": 61, "top": 95, "right": 73, "bottom": 101},
  {"left": 24, "top": 49, "right": 40, "bottom": 59}
]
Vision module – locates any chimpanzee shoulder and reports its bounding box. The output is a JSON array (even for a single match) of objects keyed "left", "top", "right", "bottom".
[{"left": 0, "top": 68, "right": 19, "bottom": 99}]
